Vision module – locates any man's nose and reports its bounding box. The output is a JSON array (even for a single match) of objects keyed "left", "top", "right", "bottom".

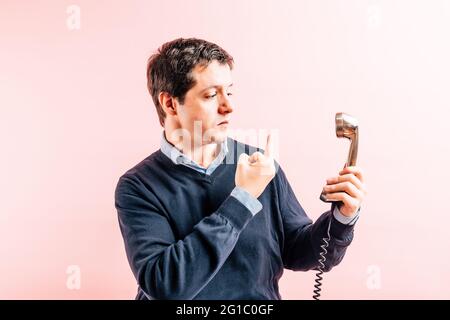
[{"left": 219, "top": 95, "right": 233, "bottom": 114}]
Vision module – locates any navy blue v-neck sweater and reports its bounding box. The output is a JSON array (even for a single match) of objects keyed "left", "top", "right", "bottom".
[{"left": 115, "top": 137, "right": 355, "bottom": 300}]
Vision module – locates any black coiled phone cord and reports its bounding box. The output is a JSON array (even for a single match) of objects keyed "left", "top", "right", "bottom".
[{"left": 312, "top": 204, "right": 334, "bottom": 300}]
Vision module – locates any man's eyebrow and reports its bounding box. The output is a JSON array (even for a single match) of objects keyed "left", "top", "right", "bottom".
[{"left": 200, "top": 83, "right": 233, "bottom": 92}]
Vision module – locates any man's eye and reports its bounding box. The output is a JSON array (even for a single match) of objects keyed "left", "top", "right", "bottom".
[
  {"left": 206, "top": 93, "right": 217, "bottom": 99},
  {"left": 227, "top": 93, "right": 233, "bottom": 96}
]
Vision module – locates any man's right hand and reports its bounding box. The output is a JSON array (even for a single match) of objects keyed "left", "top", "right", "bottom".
[{"left": 235, "top": 134, "right": 276, "bottom": 198}]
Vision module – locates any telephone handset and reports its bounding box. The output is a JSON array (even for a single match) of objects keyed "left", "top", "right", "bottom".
[
  {"left": 313, "top": 112, "right": 359, "bottom": 300},
  {"left": 320, "top": 112, "right": 359, "bottom": 202}
]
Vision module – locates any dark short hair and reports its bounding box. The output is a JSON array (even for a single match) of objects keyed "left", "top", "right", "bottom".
[{"left": 146, "top": 38, "right": 234, "bottom": 127}]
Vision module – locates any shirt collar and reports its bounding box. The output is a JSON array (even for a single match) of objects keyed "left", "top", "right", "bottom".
[{"left": 160, "top": 131, "right": 229, "bottom": 169}]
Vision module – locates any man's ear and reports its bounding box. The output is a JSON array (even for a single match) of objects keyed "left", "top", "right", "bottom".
[{"left": 158, "top": 92, "right": 177, "bottom": 116}]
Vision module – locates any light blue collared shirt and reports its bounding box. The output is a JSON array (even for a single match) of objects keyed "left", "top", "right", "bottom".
[
  {"left": 160, "top": 131, "right": 230, "bottom": 176},
  {"left": 160, "top": 131, "right": 360, "bottom": 224}
]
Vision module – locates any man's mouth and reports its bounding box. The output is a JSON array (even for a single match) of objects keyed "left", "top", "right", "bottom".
[{"left": 218, "top": 120, "right": 229, "bottom": 126}]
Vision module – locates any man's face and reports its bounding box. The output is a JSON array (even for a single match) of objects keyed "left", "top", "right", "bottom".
[{"left": 175, "top": 60, "right": 234, "bottom": 145}]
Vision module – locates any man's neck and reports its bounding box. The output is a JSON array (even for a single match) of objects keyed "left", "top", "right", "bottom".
[{"left": 164, "top": 130, "right": 221, "bottom": 168}]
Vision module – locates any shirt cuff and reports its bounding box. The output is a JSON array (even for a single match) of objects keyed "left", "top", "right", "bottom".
[
  {"left": 230, "top": 186, "right": 263, "bottom": 216},
  {"left": 332, "top": 205, "right": 360, "bottom": 225}
]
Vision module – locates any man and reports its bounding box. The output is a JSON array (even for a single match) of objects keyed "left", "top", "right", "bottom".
[{"left": 115, "top": 38, "right": 366, "bottom": 300}]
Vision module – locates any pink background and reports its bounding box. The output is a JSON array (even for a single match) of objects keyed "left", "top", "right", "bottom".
[{"left": 1, "top": 0, "right": 449, "bottom": 299}]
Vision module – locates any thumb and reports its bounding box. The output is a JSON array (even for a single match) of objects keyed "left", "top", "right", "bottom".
[{"left": 248, "top": 151, "right": 263, "bottom": 164}]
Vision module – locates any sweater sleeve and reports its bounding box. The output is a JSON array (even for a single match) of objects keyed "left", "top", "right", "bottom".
[
  {"left": 276, "top": 165, "right": 355, "bottom": 272},
  {"left": 115, "top": 175, "right": 255, "bottom": 300}
]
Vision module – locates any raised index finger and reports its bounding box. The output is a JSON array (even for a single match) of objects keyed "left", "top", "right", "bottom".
[{"left": 264, "top": 133, "right": 274, "bottom": 158}]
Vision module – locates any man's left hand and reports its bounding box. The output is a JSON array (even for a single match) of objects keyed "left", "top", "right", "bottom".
[{"left": 322, "top": 166, "right": 367, "bottom": 217}]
